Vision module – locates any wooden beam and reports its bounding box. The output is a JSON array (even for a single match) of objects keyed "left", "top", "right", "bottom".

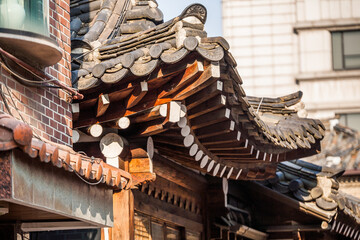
[
  {"left": 129, "top": 144, "right": 155, "bottom": 187},
  {"left": 173, "top": 62, "right": 219, "bottom": 101},
  {"left": 167, "top": 101, "right": 182, "bottom": 123},
  {"left": 194, "top": 120, "right": 234, "bottom": 140},
  {"left": 132, "top": 118, "right": 173, "bottom": 136},
  {"left": 187, "top": 94, "right": 226, "bottom": 120},
  {"left": 126, "top": 81, "right": 148, "bottom": 109},
  {"left": 152, "top": 153, "right": 207, "bottom": 193},
  {"left": 114, "top": 117, "right": 131, "bottom": 129},
  {"left": 126, "top": 104, "right": 167, "bottom": 124},
  {"left": 111, "top": 190, "right": 134, "bottom": 240},
  {"left": 72, "top": 103, "right": 80, "bottom": 121},
  {"left": 158, "top": 60, "right": 203, "bottom": 98},
  {"left": 185, "top": 80, "right": 223, "bottom": 111},
  {"left": 190, "top": 108, "right": 231, "bottom": 130},
  {"left": 100, "top": 133, "right": 129, "bottom": 161},
  {"left": 88, "top": 123, "right": 103, "bottom": 138},
  {"left": 133, "top": 190, "right": 203, "bottom": 232},
  {"left": 200, "top": 131, "right": 243, "bottom": 144},
  {"left": 96, "top": 94, "right": 110, "bottom": 117}
]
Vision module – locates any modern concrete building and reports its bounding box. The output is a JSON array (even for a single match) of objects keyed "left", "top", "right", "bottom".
[{"left": 222, "top": 0, "right": 360, "bottom": 130}]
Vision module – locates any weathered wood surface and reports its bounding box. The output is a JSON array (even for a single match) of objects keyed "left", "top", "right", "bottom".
[
  {"left": 71, "top": 0, "right": 325, "bottom": 179},
  {"left": 111, "top": 190, "right": 134, "bottom": 240},
  {"left": 133, "top": 190, "right": 203, "bottom": 232},
  {"left": 100, "top": 133, "right": 129, "bottom": 159},
  {"left": 73, "top": 55, "right": 324, "bottom": 181},
  {"left": 128, "top": 139, "right": 156, "bottom": 186},
  {"left": 96, "top": 94, "right": 110, "bottom": 117},
  {"left": 88, "top": 123, "right": 103, "bottom": 137},
  {"left": 152, "top": 153, "right": 207, "bottom": 193}
]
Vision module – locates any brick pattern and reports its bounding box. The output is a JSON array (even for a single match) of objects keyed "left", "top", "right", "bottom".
[
  {"left": 47, "top": 0, "right": 71, "bottom": 87},
  {"left": 0, "top": 0, "right": 72, "bottom": 146}
]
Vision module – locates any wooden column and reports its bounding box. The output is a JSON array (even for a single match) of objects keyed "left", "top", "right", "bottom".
[
  {"left": 100, "top": 133, "right": 134, "bottom": 240},
  {"left": 112, "top": 188, "right": 134, "bottom": 240},
  {"left": 104, "top": 161, "right": 134, "bottom": 240}
]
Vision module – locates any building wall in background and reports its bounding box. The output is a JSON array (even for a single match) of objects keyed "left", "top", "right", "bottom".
[
  {"left": 223, "top": 0, "right": 298, "bottom": 97},
  {"left": 0, "top": 0, "right": 72, "bottom": 145},
  {"left": 222, "top": 0, "right": 360, "bottom": 122}
]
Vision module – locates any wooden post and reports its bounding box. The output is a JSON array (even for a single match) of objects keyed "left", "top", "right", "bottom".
[{"left": 110, "top": 161, "right": 134, "bottom": 240}]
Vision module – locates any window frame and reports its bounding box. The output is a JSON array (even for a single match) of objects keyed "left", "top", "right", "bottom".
[
  {"left": 331, "top": 30, "right": 360, "bottom": 71},
  {"left": 0, "top": 0, "right": 50, "bottom": 36},
  {"left": 134, "top": 211, "right": 194, "bottom": 240},
  {"left": 337, "top": 112, "right": 360, "bottom": 132}
]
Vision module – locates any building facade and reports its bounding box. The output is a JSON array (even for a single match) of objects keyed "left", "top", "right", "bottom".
[
  {"left": 0, "top": 0, "right": 73, "bottom": 145},
  {"left": 0, "top": 1, "right": 359, "bottom": 240},
  {"left": 222, "top": 0, "right": 360, "bottom": 129},
  {"left": 0, "top": 1, "right": 133, "bottom": 239}
]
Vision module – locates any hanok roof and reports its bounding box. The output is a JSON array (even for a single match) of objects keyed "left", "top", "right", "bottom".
[
  {"left": 70, "top": 1, "right": 325, "bottom": 180},
  {"left": 0, "top": 114, "right": 132, "bottom": 190},
  {"left": 310, "top": 124, "right": 360, "bottom": 171},
  {"left": 258, "top": 159, "right": 360, "bottom": 238}
]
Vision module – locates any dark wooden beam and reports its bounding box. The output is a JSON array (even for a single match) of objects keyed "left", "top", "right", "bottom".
[
  {"left": 152, "top": 153, "right": 207, "bottom": 193},
  {"left": 96, "top": 94, "right": 110, "bottom": 117}
]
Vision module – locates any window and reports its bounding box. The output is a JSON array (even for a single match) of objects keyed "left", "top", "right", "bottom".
[
  {"left": 134, "top": 211, "right": 200, "bottom": 240},
  {"left": 338, "top": 113, "right": 360, "bottom": 132},
  {"left": 332, "top": 30, "right": 360, "bottom": 70},
  {"left": 0, "top": 0, "right": 49, "bottom": 36}
]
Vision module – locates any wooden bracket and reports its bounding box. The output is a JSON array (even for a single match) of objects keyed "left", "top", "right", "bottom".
[
  {"left": 96, "top": 94, "right": 110, "bottom": 117},
  {"left": 129, "top": 137, "right": 156, "bottom": 187},
  {"left": 126, "top": 81, "right": 148, "bottom": 109}
]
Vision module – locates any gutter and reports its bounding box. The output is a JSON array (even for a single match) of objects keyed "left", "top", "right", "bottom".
[{"left": 0, "top": 47, "right": 83, "bottom": 100}]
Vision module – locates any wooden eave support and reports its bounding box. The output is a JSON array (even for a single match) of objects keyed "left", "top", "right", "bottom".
[
  {"left": 88, "top": 123, "right": 104, "bottom": 137},
  {"left": 154, "top": 145, "right": 205, "bottom": 170},
  {"left": 132, "top": 118, "right": 172, "bottom": 136},
  {"left": 126, "top": 81, "right": 148, "bottom": 109},
  {"left": 199, "top": 131, "right": 243, "bottom": 145},
  {"left": 72, "top": 103, "right": 80, "bottom": 121},
  {"left": 74, "top": 67, "right": 190, "bottom": 128},
  {"left": 173, "top": 61, "right": 220, "bottom": 101},
  {"left": 74, "top": 59, "right": 214, "bottom": 129},
  {"left": 185, "top": 79, "right": 224, "bottom": 111},
  {"left": 158, "top": 59, "right": 204, "bottom": 98},
  {"left": 187, "top": 93, "right": 226, "bottom": 120},
  {"left": 129, "top": 104, "right": 168, "bottom": 123},
  {"left": 96, "top": 93, "right": 110, "bottom": 117},
  {"left": 127, "top": 137, "right": 156, "bottom": 187},
  {"left": 190, "top": 107, "right": 231, "bottom": 130},
  {"left": 129, "top": 150, "right": 155, "bottom": 186}
]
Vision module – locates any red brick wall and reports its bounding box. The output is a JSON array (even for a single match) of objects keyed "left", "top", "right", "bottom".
[{"left": 0, "top": 0, "right": 72, "bottom": 146}]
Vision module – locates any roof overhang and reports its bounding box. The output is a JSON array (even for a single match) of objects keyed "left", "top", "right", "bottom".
[{"left": 0, "top": 149, "right": 114, "bottom": 228}]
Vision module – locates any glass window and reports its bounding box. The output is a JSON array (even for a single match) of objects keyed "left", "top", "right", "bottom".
[
  {"left": 134, "top": 212, "right": 151, "bottom": 240},
  {"left": 166, "top": 227, "right": 181, "bottom": 240},
  {"left": 134, "top": 211, "right": 200, "bottom": 240},
  {"left": 332, "top": 30, "right": 360, "bottom": 70},
  {"left": 0, "top": 0, "right": 49, "bottom": 36},
  {"left": 339, "top": 113, "right": 360, "bottom": 132},
  {"left": 186, "top": 231, "right": 201, "bottom": 240},
  {"left": 151, "top": 222, "right": 165, "bottom": 240}
]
